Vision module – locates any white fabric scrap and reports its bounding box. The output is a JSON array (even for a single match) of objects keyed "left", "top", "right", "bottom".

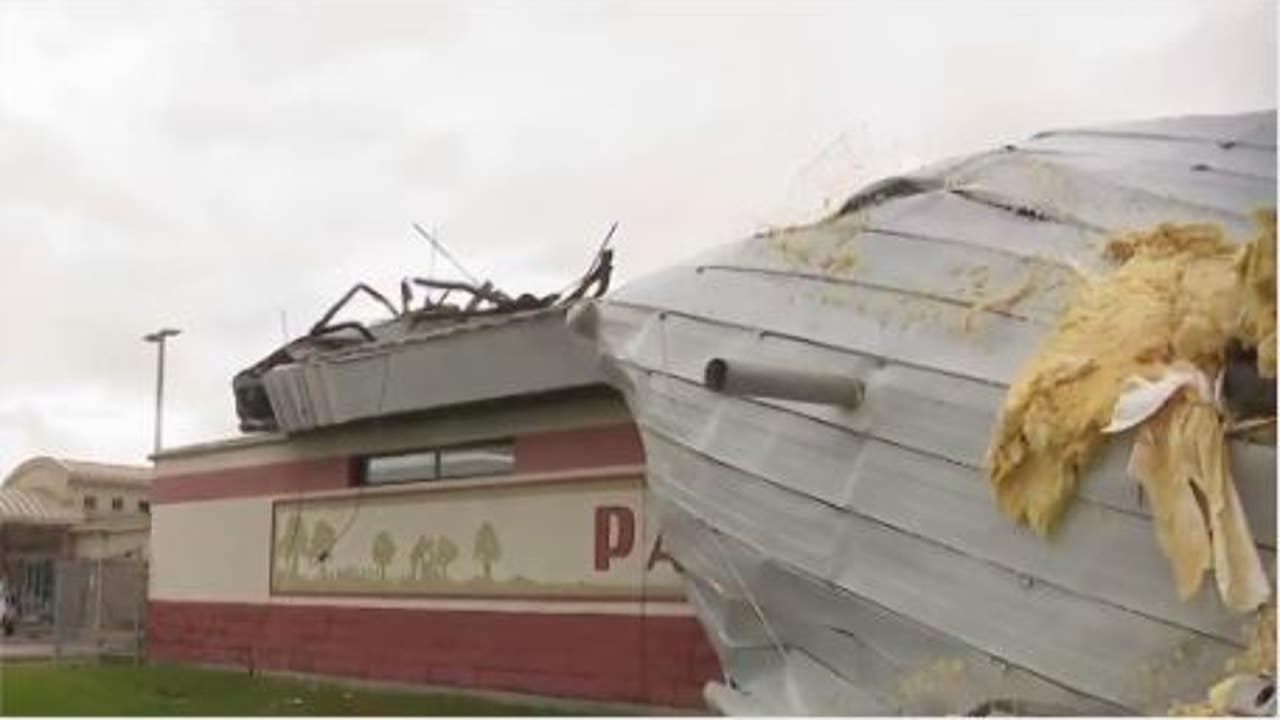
[
  {"left": 1102, "top": 364, "right": 1213, "bottom": 434},
  {"left": 1105, "top": 363, "right": 1270, "bottom": 613}
]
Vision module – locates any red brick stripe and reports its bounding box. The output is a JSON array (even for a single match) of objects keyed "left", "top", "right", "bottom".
[
  {"left": 152, "top": 457, "right": 352, "bottom": 504},
  {"left": 155, "top": 424, "right": 646, "bottom": 504},
  {"left": 514, "top": 423, "right": 645, "bottom": 474},
  {"left": 147, "top": 600, "right": 718, "bottom": 708}
]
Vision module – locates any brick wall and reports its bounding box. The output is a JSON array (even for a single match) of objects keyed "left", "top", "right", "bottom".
[{"left": 148, "top": 600, "right": 719, "bottom": 708}]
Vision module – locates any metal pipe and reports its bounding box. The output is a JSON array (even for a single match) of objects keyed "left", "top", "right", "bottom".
[{"left": 703, "top": 357, "right": 865, "bottom": 408}]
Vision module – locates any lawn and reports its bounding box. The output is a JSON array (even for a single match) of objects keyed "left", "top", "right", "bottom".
[{"left": 0, "top": 661, "right": 583, "bottom": 716}]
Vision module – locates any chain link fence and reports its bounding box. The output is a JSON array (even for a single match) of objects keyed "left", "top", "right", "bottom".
[{"left": 53, "top": 559, "right": 147, "bottom": 660}]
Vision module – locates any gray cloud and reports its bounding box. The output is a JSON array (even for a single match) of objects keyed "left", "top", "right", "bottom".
[{"left": 0, "top": 0, "right": 1273, "bottom": 476}]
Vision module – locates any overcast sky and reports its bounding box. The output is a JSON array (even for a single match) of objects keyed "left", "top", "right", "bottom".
[{"left": 0, "top": 0, "right": 1274, "bottom": 477}]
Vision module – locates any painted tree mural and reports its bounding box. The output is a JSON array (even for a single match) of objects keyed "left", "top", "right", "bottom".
[
  {"left": 473, "top": 522, "right": 502, "bottom": 580},
  {"left": 372, "top": 530, "right": 397, "bottom": 580},
  {"left": 408, "top": 535, "right": 433, "bottom": 581},
  {"left": 435, "top": 535, "right": 459, "bottom": 580},
  {"left": 308, "top": 520, "right": 336, "bottom": 576},
  {"left": 278, "top": 513, "right": 309, "bottom": 578}
]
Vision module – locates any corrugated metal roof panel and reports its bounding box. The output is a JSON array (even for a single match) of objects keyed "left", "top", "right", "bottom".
[
  {"left": 581, "top": 110, "right": 1278, "bottom": 714},
  {"left": 610, "top": 111, "right": 1278, "bottom": 389},
  {"left": 0, "top": 489, "right": 81, "bottom": 526},
  {"left": 262, "top": 307, "right": 608, "bottom": 433}
]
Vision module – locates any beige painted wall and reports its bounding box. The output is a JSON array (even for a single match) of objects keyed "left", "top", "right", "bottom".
[
  {"left": 151, "top": 495, "right": 272, "bottom": 603},
  {"left": 149, "top": 394, "right": 698, "bottom": 615},
  {"left": 152, "top": 472, "right": 684, "bottom": 609}
]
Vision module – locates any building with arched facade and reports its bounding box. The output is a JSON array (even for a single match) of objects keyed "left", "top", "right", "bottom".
[{"left": 0, "top": 457, "right": 152, "bottom": 622}]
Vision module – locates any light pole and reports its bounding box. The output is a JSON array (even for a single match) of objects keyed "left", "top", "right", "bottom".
[{"left": 143, "top": 328, "right": 181, "bottom": 457}]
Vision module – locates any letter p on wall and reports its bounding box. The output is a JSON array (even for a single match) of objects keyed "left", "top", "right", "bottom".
[{"left": 594, "top": 505, "right": 635, "bottom": 570}]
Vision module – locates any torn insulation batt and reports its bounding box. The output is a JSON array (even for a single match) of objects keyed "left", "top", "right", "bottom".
[{"left": 986, "top": 212, "right": 1274, "bottom": 615}]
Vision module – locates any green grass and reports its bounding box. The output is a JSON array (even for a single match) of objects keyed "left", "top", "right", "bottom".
[{"left": 0, "top": 661, "right": 582, "bottom": 716}]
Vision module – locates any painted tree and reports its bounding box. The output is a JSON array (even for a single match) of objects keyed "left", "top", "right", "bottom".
[
  {"left": 308, "top": 520, "right": 336, "bottom": 577},
  {"left": 372, "top": 530, "right": 397, "bottom": 581},
  {"left": 435, "top": 535, "right": 459, "bottom": 580},
  {"left": 278, "top": 513, "right": 309, "bottom": 578},
  {"left": 472, "top": 522, "right": 502, "bottom": 581},
  {"left": 408, "top": 535, "right": 433, "bottom": 581}
]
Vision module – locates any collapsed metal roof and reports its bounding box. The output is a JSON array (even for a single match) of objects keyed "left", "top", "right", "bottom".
[
  {"left": 572, "top": 109, "right": 1277, "bottom": 715},
  {"left": 233, "top": 238, "right": 615, "bottom": 433}
]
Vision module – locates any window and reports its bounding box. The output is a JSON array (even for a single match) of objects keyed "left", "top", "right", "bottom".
[
  {"left": 83, "top": 496, "right": 97, "bottom": 511},
  {"left": 362, "top": 441, "right": 515, "bottom": 485},
  {"left": 436, "top": 443, "right": 515, "bottom": 478},
  {"left": 363, "top": 450, "right": 438, "bottom": 484},
  {"left": 138, "top": 500, "right": 150, "bottom": 514},
  {"left": 111, "top": 497, "right": 124, "bottom": 511}
]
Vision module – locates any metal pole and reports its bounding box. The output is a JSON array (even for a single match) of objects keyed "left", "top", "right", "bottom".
[
  {"left": 144, "top": 328, "right": 180, "bottom": 456},
  {"left": 153, "top": 339, "right": 165, "bottom": 456}
]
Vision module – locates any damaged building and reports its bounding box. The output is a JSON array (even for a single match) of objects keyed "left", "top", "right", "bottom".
[{"left": 145, "top": 247, "right": 718, "bottom": 708}]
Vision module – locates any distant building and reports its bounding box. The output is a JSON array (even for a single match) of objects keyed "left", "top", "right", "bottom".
[{"left": 0, "top": 457, "right": 152, "bottom": 621}]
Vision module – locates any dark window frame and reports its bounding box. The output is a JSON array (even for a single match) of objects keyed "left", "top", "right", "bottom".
[
  {"left": 358, "top": 439, "right": 516, "bottom": 486},
  {"left": 138, "top": 500, "right": 150, "bottom": 514},
  {"left": 111, "top": 497, "right": 124, "bottom": 511},
  {"left": 83, "top": 495, "right": 97, "bottom": 511}
]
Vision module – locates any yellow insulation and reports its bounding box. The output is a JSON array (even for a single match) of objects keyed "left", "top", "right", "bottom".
[
  {"left": 1239, "top": 209, "right": 1278, "bottom": 378},
  {"left": 985, "top": 212, "right": 1276, "bottom": 536},
  {"left": 987, "top": 212, "right": 1278, "bottom": 714},
  {"left": 987, "top": 212, "right": 1279, "bottom": 713}
]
